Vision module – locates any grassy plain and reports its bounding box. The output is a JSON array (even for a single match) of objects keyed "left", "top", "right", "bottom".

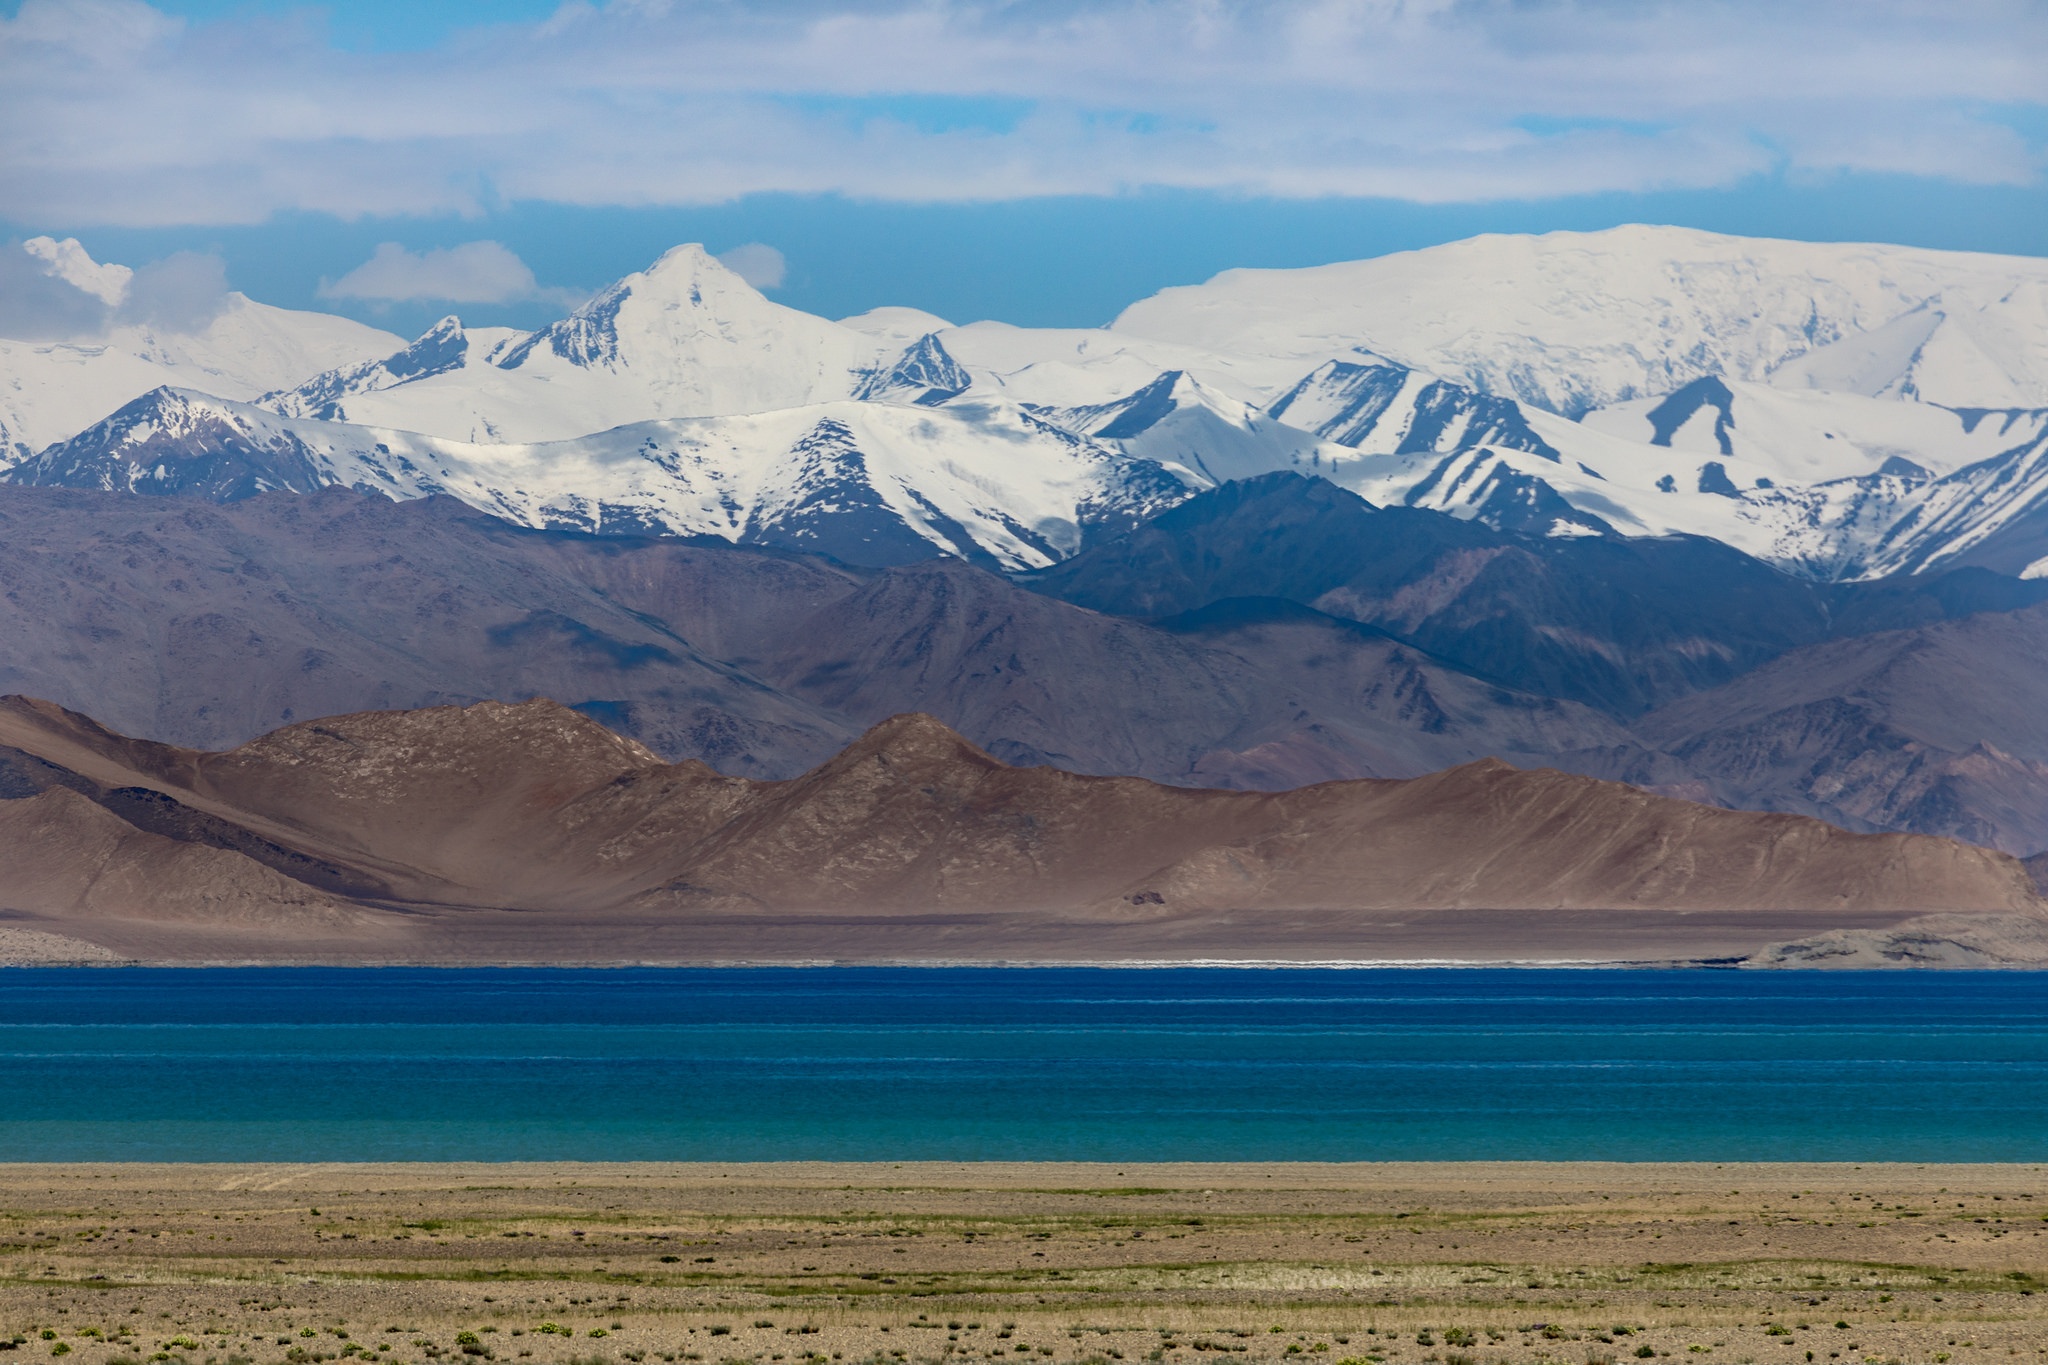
[{"left": 2, "top": 1166, "right": 2044, "bottom": 1365}]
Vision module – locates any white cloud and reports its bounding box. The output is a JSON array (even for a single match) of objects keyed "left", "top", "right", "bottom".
[
  {"left": 119, "top": 249, "right": 229, "bottom": 330},
  {"left": 0, "top": 0, "right": 2042, "bottom": 227},
  {"left": 0, "top": 240, "right": 109, "bottom": 339},
  {"left": 319, "top": 241, "right": 542, "bottom": 303},
  {"left": 0, "top": 236, "right": 229, "bottom": 339},
  {"left": 715, "top": 243, "right": 786, "bottom": 290}
]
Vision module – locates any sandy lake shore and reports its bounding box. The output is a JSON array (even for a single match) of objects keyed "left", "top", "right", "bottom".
[{"left": 2, "top": 1163, "right": 2043, "bottom": 1365}]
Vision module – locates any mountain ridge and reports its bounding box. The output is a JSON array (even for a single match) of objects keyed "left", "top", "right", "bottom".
[
  {"left": 1, "top": 694, "right": 2037, "bottom": 964},
  {"left": 15, "top": 228, "right": 2048, "bottom": 586}
]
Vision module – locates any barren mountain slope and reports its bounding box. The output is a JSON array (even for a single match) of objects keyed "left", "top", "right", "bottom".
[
  {"left": 633, "top": 711, "right": 2042, "bottom": 919},
  {"left": 0, "top": 484, "right": 862, "bottom": 772},
  {"left": 742, "top": 559, "right": 1631, "bottom": 783},
  {"left": 0, "top": 485, "right": 1632, "bottom": 787},
  {"left": 1637, "top": 604, "right": 2048, "bottom": 855},
  {"left": 1, "top": 699, "right": 2036, "bottom": 962}
]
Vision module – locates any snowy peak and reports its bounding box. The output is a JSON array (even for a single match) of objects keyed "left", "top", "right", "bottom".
[
  {"left": 496, "top": 243, "right": 846, "bottom": 375},
  {"left": 852, "top": 333, "right": 972, "bottom": 405},
  {"left": 4, "top": 386, "right": 336, "bottom": 500},
  {"left": 255, "top": 244, "right": 888, "bottom": 442},
  {"left": 1266, "top": 358, "right": 1561, "bottom": 461},
  {"left": 267, "top": 315, "right": 478, "bottom": 420},
  {"left": 1029, "top": 369, "right": 1337, "bottom": 487},
  {"left": 1037, "top": 369, "right": 1194, "bottom": 440},
  {"left": 15, "top": 225, "right": 2048, "bottom": 591}
]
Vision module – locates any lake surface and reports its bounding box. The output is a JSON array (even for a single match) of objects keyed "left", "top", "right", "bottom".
[{"left": 2, "top": 966, "right": 2045, "bottom": 1162}]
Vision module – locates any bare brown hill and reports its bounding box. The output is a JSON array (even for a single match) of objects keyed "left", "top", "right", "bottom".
[{"left": 2, "top": 694, "right": 2041, "bottom": 964}]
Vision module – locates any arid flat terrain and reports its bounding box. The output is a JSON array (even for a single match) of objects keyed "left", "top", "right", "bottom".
[{"left": 2, "top": 1165, "right": 2043, "bottom": 1365}]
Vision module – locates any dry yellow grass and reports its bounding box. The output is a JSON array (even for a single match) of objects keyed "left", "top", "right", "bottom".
[{"left": 2, "top": 1165, "right": 2044, "bottom": 1365}]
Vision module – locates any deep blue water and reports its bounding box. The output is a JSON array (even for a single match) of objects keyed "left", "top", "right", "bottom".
[{"left": 1, "top": 966, "right": 2045, "bottom": 1162}]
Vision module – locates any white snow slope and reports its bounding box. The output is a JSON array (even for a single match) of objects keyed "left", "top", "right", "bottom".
[{"left": 1112, "top": 224, "right": 2048, "bottom": 417}]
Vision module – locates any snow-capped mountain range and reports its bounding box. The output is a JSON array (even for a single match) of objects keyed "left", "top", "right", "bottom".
[{"left": 7, "top": 226, "right": 2048, "bottom": 581}]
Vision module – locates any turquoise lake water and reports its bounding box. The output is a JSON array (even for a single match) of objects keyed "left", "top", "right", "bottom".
[{"left": 1, "top": 967, "right": 2044, "bottom": 1162}]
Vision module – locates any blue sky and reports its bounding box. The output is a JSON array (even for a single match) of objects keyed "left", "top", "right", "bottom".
[{"left": 3, "top": 0, "right": 2044, "bottom": 336}]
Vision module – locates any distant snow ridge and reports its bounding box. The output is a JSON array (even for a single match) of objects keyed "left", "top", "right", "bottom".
[
  {"left": 1112, "top": 224, "right": 2048, "bottom": 415},
  {"left": 263, "top": 244, "right": 891, "bottom": 443},
  {"left": 12, "top": 386, "right": 1196, "bottom": 570},
  {"left": 12, "top": 225, "right": 2048, "bottom": 580}
]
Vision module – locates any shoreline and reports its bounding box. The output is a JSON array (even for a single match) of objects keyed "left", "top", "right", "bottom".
[
  {"left": 0, "top": 954, "right": 1737, "bottom": 969},
  {"left": 4, "top": 954, "right": 2042, "bottom": 969},
  {"left": 10, "top": 905, "right": 2048, "bottom": 969}
]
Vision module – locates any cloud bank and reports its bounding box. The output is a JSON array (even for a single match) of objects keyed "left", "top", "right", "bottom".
[
  {"left": 0, "top": 237, "right": 230, "bottom": 338},
  {"left": 0, "top": 0, "right": 2042, "bottom": 227},
  {"left": 321, "top": 241, "right": 545, "bottom": 304}
]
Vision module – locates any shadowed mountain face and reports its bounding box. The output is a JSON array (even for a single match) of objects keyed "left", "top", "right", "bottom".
[
  {"left": 0, "top": 696, "right": 2036, "bottom": 964},
  {"left": 0, "top": 484, "right": 859, "bottom": 777},
  {"left": 738, "top": 558, "right": 1635, "bottom": 786},
  {"left": 1023, "top": 473, "right": 2048, "bottom": 717},
  {"left": 6, "top": 480, "right": 2048, "bottom": 856},
  {"left": 1637, "top": 604, "right": 2048, "bottom": 856},
  {"left": 0, "top": 484, "right": 1630, "bottom": 787}
]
